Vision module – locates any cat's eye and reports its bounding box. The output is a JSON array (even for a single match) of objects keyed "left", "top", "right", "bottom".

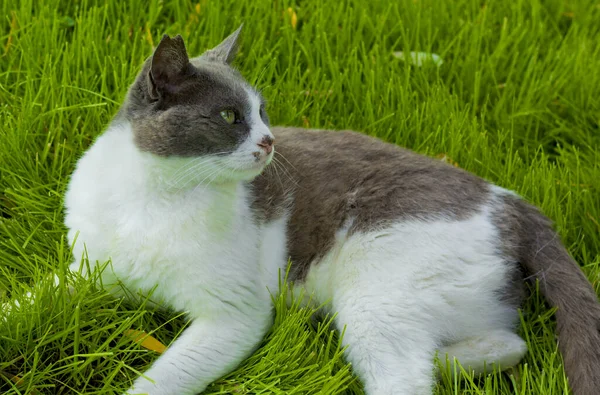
[{"left": 220, "top": 109, "right": 237, "bottom": 124}]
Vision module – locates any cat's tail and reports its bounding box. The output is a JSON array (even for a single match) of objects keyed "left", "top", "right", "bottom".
[{"left": 501, "top": 196, "right": 600, "bottom": 395}]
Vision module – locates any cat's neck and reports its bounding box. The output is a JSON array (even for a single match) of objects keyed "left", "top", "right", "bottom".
[{"left": 106, "top": 120, "right": 246, "bottom": 198}]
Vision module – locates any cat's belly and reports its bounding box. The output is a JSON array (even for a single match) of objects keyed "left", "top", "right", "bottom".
[{"left": 297, "top": 204, "right": 519, "bottom": 341}]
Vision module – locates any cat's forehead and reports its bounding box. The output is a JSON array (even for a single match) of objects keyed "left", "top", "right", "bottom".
[{"left": 181, "top": 60, "right": 259, "bottom": 109}]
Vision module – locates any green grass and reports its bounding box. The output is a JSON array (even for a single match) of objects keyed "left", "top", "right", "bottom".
[{"left": 1, "top": 0, "right": 599, "bottom": 393}]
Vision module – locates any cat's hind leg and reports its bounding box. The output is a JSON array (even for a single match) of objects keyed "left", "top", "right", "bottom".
[
  {"left": 438, "top": 329, "right": 527, "bottom": 377},
  {"left": 332, "top": 298, "right": 438, "bottom": 395},
  {"left": 305, "top": 216, "right": 523, "bottom": 394},
  {"left": 304, "top": 228, "right": 446, "bottom": 394}
]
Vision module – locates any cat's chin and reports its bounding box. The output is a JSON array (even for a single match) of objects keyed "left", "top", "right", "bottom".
[
  {"left": 142, "top": 150, "right": 272, "bottom": 190},
  {"left": 226, "top": 160, "right": 270, "bottom": 182},
  {"left": 221, "top": 151, "right": 274, "bottom": 182}
]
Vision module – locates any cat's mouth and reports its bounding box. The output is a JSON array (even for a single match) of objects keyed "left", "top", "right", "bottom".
[{"left": 254, "top": 148, "right": 274, "bottom": 166}]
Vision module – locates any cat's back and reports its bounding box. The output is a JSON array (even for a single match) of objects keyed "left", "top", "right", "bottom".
[
  {"left": 275, "top": 126, "right": 487, "bottom": 196},
  {"left": 256, "top": 126, "right": 490, "bottom": 219}
]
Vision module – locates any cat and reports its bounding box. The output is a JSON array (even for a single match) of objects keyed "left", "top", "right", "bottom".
[{"left": 62, "top": 26, "right": 600, "bottom": 395}]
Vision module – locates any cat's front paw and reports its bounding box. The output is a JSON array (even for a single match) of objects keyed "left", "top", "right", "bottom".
[
  {"left": 124, "top": 378, "right": 162, "bottom": 395},
  {"left": 125, "top": 374, "right": 205, "bottom": 395}
]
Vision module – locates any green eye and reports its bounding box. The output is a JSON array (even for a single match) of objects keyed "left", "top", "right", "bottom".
[{"left": 220, "top": 109, "right": 236, "bottom": 124}]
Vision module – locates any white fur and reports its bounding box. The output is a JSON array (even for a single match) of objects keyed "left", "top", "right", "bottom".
[
  {"left": 439, "top": 329, "right": 527, "bottom": 377},
  {"left": 246, "top": 87, "right": 272, "bottom": 140},
  {"left": 299, "top": 204, "right": 523, "bottom": 394},
  {"left": 223, "top": 87, "right": 274, "bottom": 174},
  {"left": 65, "top": 118, "right": 284, "bottom": 394}
]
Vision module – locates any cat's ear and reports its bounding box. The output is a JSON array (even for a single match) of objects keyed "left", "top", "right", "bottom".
[
  {"left": 148, "top": 34, "right": 190, "bottom": 100},
  {"left": 201, "top": 24, "right": 243, "bottom": 65}
]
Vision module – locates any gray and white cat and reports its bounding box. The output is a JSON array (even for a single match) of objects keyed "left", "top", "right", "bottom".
[{"left": 63, "top": 27, "right": 600, "bottom": 395}]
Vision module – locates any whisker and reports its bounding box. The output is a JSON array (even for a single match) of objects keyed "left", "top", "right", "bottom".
[
  {"left": 192, "top": 167, "right": 224, "bottom": 194},
  {"left": 168, "top": 160, "right": 218, "bottom": 190},
  {"left": 274, "top": 151, "right": 298, "bottom": 172},
  {"left": 172, "top": 167, "right": 218, "bottom": 191},
  {"left": 167, "top": 152, "right": 232, "bottom": 189},
  {"left": 271, "top": 157, "right": 299, "bottom": 189},
  {"left": 268, "top": 158, "right": 286, "bottom": 192},
  {"left": 168, "top": 157, "right": 230, "bottom": 191}
]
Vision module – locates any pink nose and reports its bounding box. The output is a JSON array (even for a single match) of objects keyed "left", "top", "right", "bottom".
[{"left": 257, "top": 135, "right": 274, "bottom": 154}]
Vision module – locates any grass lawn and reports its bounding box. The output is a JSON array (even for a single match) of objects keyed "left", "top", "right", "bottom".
[{"left": 1, "top": 0, "right": 600, "bottom": 393}]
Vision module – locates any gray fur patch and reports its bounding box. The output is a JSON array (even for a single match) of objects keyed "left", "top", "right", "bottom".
[{"left": 250, "top": 127, "right": 490, "bottom": 281}]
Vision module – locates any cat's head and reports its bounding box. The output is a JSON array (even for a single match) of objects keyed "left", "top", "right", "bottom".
[{"left": 124, "top": 26, "right": 274, "bottom": 187}]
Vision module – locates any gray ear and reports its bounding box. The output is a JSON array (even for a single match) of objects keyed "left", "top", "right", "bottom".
[
  {"left": 148, "top": 34, "right": 190, "bottom": 100},
  {"left": 201, "top": 24, "right": 243, "bottom": 64}
]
